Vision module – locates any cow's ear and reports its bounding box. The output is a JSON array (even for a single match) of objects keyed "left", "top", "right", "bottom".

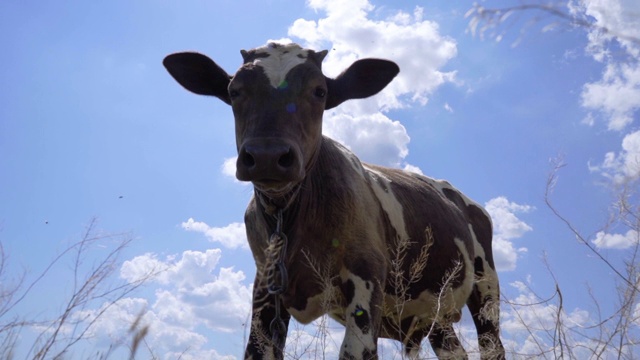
[
  {"left": 325, "top": 59, "right": 399, "bottom": 110},
  {"left": 163, "top": 52, "right": 232, "bottom": 105}
]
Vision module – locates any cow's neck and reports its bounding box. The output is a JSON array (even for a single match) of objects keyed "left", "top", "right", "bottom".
[{"left": 254, "top": 135, "right": 336, "bottom": 233}]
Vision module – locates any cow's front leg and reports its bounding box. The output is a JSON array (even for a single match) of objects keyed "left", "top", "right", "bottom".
[
  {"left": 339, "top": 268, "right": 384, "bottom": 360},
  {"left": 245, "top": 275, "right": 291, "bottom": 360}
]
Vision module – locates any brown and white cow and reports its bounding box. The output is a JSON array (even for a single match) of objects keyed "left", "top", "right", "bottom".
[{"left": 164, "top": 42, "right": 505, "bottom": 360}]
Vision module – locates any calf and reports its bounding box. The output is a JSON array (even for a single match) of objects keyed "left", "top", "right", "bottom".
[{"left": 164, "top": 42, "right": 505, "bottom": 359}]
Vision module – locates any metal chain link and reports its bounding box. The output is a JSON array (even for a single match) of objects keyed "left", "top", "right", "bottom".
[{"left": 266, "top": 209, "right": 289, "bottom": 349}]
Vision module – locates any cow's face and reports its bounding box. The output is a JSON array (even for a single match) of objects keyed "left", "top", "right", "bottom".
[
  {"left": 229, "top": 44, "right": 328, "bottom": 196},
  {"left": 164, "top": 42, "right": 399, "bottom": 197}
]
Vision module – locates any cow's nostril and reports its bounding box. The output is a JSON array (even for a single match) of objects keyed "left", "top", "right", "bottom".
[
  {"left": 278, "top": 150, "right": 294, "bottom": 168},
  {"left": 241, "top": 152, "right": 255, "bottom": 167}
]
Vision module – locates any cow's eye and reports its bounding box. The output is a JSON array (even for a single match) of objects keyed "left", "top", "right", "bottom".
[
  {"left": 314, "top": 87, "right": 326, "bottom": 98},
  {"left": 229, "top": 89, "right": 241, "bottom": 99}
]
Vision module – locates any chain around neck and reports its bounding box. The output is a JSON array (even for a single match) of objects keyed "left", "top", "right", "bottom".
[{"left": 266, "top": 208, "right": 289, "bottom": 351}]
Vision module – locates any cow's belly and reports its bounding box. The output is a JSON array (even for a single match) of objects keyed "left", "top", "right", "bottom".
[
  {"left": 379, "top": 275, "right": 473, "bottom": 341},
  {"left": 386, "top": 281, "right": 472, "bottom": 323},
  {"left": 286, "top": 286, "right": 342, "bottom": 324},
  {"left": 287, "top": 275, "right": 473, "bottom": 329}
]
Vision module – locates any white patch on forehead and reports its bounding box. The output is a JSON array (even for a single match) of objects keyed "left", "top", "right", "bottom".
[{"left": 252, "top": 43, "right": 310, "bottom": 88}]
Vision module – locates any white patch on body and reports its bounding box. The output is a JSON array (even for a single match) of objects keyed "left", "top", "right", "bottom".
[
  {"left": 363, "top": 165, "right": 410, "bottom": 242},
  {"left": 252, "top": 43, "right": 310, "bottom": 88}
]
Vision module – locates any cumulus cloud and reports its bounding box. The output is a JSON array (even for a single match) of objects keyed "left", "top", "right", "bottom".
[
  {"left": 121, "top": 250, "right": 252, "bottom": 328},
  {"left": 285, "top": 0, "right": 457, "bottom": 170},
  {"left": 221, "top": 156, "right": 239, "bottom": 180},
  {"left": 323, "top": 111, "right": 409, "bottom": 167},
  {"left": 581, "top": 63, "right": 640, "bottom": 131},
  {"left": 69, "top": 297, "right": 151, "bottom": 345},
  {"left": 69, "top": 248, "right": 250, "bottom": 358},
  {"left": 284, "top": 320, "right": 344, "bottom": 358},
  {"left": 498, "top": 279, "right": 613, "bottom": 358},
  {"left": 121, "top": 249, "right": 223, "bottom": 289},
  {"left": 503, "top": 281, "right": 590, "bottom": 333},
  {"left": 182, "top": 218, "right": 248, "bottom": 250},
  {"left": 290, "top": 0, "right": 457, "bottom": 109},
  {"left": 575, "top": 0, "right": 640, "bottom": 59},
  {"left": 74, "top": 297, "right": 233, "bottom": 358},
  {"left": 572, "top": 0, "right": 640, "bottom": 130},
  {"left": 402, "top": 163, "right": 424, "bottom": 175},
  {"left": 485, "top": 197, "right": 533, "bottom": 271},
  {"left": 592, "top": 229, "right": 639, "bottom": 249},
  {"left": 589, "top": 129, "right": 640, "bottom": 183},
  {"left": 78, "top": 298, "right": 236, "bottom": 359}
]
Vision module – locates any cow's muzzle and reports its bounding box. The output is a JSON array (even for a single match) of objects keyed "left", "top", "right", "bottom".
[{"left": 236, "top": 138, "right": 304, "bottom": 191}]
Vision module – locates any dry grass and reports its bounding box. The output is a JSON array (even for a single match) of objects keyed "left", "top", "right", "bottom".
[{"left": 0, "top": 218, "right": 160, "bottom": 360}]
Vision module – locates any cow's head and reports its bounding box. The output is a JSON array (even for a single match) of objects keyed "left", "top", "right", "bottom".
[{"left": 164, "top": 42, "right": 399, "bottom": 197}]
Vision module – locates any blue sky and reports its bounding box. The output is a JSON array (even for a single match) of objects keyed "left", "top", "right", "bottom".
[{"left": 1, "top": 0, "right": 639, "bottom": 358}]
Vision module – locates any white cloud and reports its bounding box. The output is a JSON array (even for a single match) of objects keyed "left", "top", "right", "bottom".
[
  {"left": 572, "top": 0, "right": 640, "bottom": 130},
  {"left": 284, "top": 319, "right": 344, "bottom": 358},
  {"left": 77, "top": 297, "right": 238, "bottom": 359},
  {"left": 498, "top": 278, "right": 622, "bottom": 358},
  {"left": 323, "top": 111, "right": 409, "bottom": 167},
  {"left": 589, "top": 129, "right": 640, "bottom": 183},
  {"left": 486, "top": 197, "right": 533, "bottom": 239},
  {"left": 581, "top": 112, "right": 596, "bottom": 127},
  {"left": 168, "top": 349, "right": 237, "bottom": 360},
  {"left": 122, "top": 249, "right": 224, "bottom": 289},
  {"left": 592, "top": 229, "right": 639, "bottom": 249},
  {"left": 402, "top": 163, "right": 423, "bottom": 175},
  {"left": 119, "top": 252, "right": 169, "bottom": 284},
  {"left": 290, "top": 0, "right": 457, "bottom": 110},
  {"left": 182, "top": 218, "right": 248, "bottom": 250},
  {"left": 502, "top": 281, "right": 590, "bottom": 334},
  {"left": 285, "top": 0, "right": 457, "bottom": 171},
  {"left": 121, "top": 250, "right": 252, "bottom": 329},
  {"left": 444, "top": 102, "right": 454, "bottom": 113},
  {"left": 581, "top": 62, "right": 640, "bottom": 131},
  {"left": 222, "top": 156, "right": 238, "bottom": 180},
  {"left": 577, "top": 0, "right": 640, "bottom": 59},
  {"left": 485, "top": 197, "right": 533, "bottom": 271},
  {"left": 90, "top": 249, "right": 252, "bottom": 358},
  {"left": 491, "top": 238, "right": 520, "bottom": 273}
]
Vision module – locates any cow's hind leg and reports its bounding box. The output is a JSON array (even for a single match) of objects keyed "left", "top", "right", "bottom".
[
  {"left": 427, "top": 323, "right": 467, "bottom": 359},
  {"left": 466, "top": 261, "right": 505, "bottom": 359},
  {"left": 466, "top": 285, "right": 505, "bottom": 359}
]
